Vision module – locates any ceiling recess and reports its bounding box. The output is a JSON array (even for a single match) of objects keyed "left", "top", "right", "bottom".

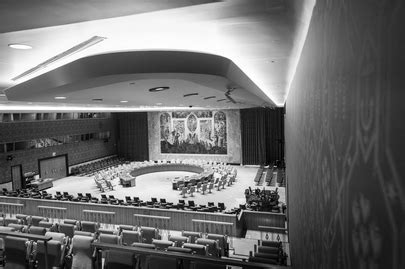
[
  {"left": 203, "top": 96, "right": 216, "bottom": 100},
  {"left": 12, "top": 36, "right": 106, "bottom": 81}
]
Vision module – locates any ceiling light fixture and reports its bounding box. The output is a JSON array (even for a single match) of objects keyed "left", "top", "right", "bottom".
[
  {"left": 120, "top": 100, "right": 128, "bottom": 103},
  {"left": 156, "top": 103, "right": 162, "bottom": 105},
  {"left": 149, "top": 86, "right": 170, "bottom": 92},
  {"left": 54, "top": 96, "right": 66, "bottom": 100},
  {"left": 217, "top": 99, "right": 226, "bottom": 102},
  {"left": 92, "top": 98, "right": 103, "bottom": 102},
  {"left": 12, "top": 36, "right": 106, "bottom": 81},
  {"left": 8, "top": 43, "right": 32, "bottom": 50},
  {"left": 203, "top": 96, "right": 216, "bottom": 100},
  {"left": 183, "top": 93, "right": 199, "bottom": 97}
]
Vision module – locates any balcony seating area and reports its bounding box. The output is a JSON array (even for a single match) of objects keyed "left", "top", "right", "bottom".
[{"left": 0, "top": 211, "right": 257, "bottom": 269}]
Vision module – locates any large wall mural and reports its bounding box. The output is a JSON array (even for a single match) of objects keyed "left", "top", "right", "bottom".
[{"left": 160, "top": 111, "right": 227, "bottom": 154}]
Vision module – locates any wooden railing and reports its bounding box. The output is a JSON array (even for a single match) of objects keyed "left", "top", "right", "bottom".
[
  {"left": 93, "top": 242, "right": 289, "bottom": 269},
  {"left": 0, "top": 196, "right": 242, "bottom": 236},
  {"left": 0, "top": 197, "right": 287, "bottom": 238},
  {"left": 241, "top": 210, "right": 286, "bottom": 232}
]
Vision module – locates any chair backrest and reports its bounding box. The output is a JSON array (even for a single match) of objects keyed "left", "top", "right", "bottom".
[
  {"left": 81, "top": 221, "right": 98, "bottom": 233},
  {"left": 182, "top": 243, "right": 207, "bottom": 256},
  {"left": 181, "top": 231, "right": 201, "bottom": 243},
  {"left": 167, "top": 246, "right": 192, "bottom": 254},
  {"left": 74, "top": 231, "right": 95, "bottom": 238},
  {"left": 122, "top": 230, "right": 141, "bottom": 246},
  {"left": 71, "top": 235, "right": 94, "bottom": 269},
  {"left": 196, "top": 238, "right": 219, "bottom": 257},
  {"left": 7, "top": 223, "right": 26, "bottom": 232},
  {"left": 99, "top": 234, "right": 120, "bottom": 245},
  {"left": 152, "top": 239, "right": 173, "bottom": 250},
  {"left": 45, "top": 232, "right": 66, "bottom": 244},
  {"left": 140, "top": 227, "right": 159, "bottom": 244},
  {"left": 168, "top": 235, "right": 188, "bottom": 247},
  {"left": 28, "top": 226, "right": 47, "bottom": 235},
  {"left": 4, "top": 236, "right": 31, "bottom": 269},
  {"left": 119, "top": 225, "right": 135, "bottom": 233},
  {"left": 207, "top": 234, "right": 228, "bottom": 256},
  {"left": 98, "top": 228, "right": 115, "bottom": 235},
  {"left": 35, "top": 240, "right": 63, "bottom": 269},
  {"left": 30, "top": 216, "right": 47, "bottom": 226},
  {"left": 59, "top": 223, "right": 76, "bottom": 238}
]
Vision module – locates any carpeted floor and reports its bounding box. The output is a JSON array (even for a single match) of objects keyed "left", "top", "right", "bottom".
[{"left": 48, "top": 165, "right": 286, "bottom": 209}]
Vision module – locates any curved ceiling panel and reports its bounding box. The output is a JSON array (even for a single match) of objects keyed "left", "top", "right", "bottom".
[{"left": 5, "top": 50, "right": 276, "bottom": 108}]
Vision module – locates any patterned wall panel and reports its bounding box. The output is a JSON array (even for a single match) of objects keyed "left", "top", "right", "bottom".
[
  {"left": 285, "top": 0, "right": 404, "bottom": 268},
  {"left": 0, "top": 118, "right": 117, "bottom": 184}
]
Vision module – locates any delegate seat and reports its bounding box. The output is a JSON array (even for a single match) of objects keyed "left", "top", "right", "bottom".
[
  {"left": 182, "top": 243, "right": 207, "bottom": 256},
  {"left": 81, "top": 221, "right": 99, "bottom": 233},
  {"left": 28, "top": 226, "right": 47, "bottom": 236},
  {"left": 4, "top": 236, "right": 32, "bottom": 269},
  {"left": 67, "top": 235, "right": 95, "bottom": 269},
  {"left": 140, "top": 227, "right": 160, "bottom": 244},
  {"left": 181, "top": 231, "right": 201, "bottom": 243},
  {"left": 207, "top": 234, "right": 228, "bottom": 257},
  {"left": 122, "top": 230, "right": 141, "bottom": 246},
  {"left": 152, "top": 239, "right": 174, "bottom": 250},
  {"left": 168, "top": 235, "right": 188, "bottom": 247},
  {"left": 118, "top": 225, "right": 135, "bottom": 233},
  {"left": 99, "top": 234, "right": 121, "bottom": 245},
  {"left": 201, "top": 183, "right": 207, "bottom": 195},
  {"left": 33, "top": 240, "right": 64, "bottom": 269},
  {"left": 167, "top": 246, "right": 192, "bottom": 254},
  {"left": 38, "top": 220, "right": 58, "bottom": 232},
  {"left": 59, "top": 223, "right": 76, "bottom": 238},
  {"left": 7, "top": 223, "right": 26, "bottom": 232},
  {"left": 196, "top": 238, "right": 220, "bottom": 257}
]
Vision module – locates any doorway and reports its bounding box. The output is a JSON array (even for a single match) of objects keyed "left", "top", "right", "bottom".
[{"left": 11, "top": 164, "right": 23, "bottom": 190}]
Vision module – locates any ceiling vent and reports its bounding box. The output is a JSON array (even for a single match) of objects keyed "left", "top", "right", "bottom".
[{"left": 12, "top": 36, "right": 106, "bottom": 81}]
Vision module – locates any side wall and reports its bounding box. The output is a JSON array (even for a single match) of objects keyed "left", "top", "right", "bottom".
[
  {"left": 285, "top": 1, "right": 404, "bottom": 268},
  {"left": 0, "top": 118, "right": 117, "bottom": 185},
  {"left": 148, "top": 110, "right": 241, "bottom": 164}
]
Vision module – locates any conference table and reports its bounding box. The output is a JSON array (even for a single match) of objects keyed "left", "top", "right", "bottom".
[{"left": 128, "top": 163, "right": 213, "bottom": 190}]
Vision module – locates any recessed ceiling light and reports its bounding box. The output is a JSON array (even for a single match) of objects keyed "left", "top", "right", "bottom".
[
  {"left": 8, "top": 43, "right": 32, "bottom": 50},
  {"left": 27, "top": 102, "right": 33, "bottom": 104},
  {"left": 149, "top": 86, "right": 170, "bottom": 92},
  {"left": 0, "top": 93, "right": 6, "bottom": 97},
  {"left": 120, "top": 100, "right": 128, "bottom": 103},
  {"left": 156, "top": 103, "right": 162, "bottom": 105},
  {"left": 183, "top": 93, "right": 199, "bottom": 97},
  {"left": 217, "top": 99, "right": 226, "bottom": 102},
  {"left": 203, "top": 96, "right": 216, "bottom": 100},
  {"left": 92, "top": 98, "right": 103, "bottom": 102},
  {"left": 54, "top": 96, "right": 66, "bottom": 100}
]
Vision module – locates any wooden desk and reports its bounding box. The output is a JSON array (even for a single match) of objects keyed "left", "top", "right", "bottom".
[
  {"left": 30, "top": 178, "right": 54, "bottom": 190},
  {"left": 120, "top": 175, "right": 136, "bottom": 187}
]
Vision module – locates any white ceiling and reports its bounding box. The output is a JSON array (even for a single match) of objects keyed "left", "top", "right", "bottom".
[{"left": 0, "top": 0, "right": 312, "bottom": 112}]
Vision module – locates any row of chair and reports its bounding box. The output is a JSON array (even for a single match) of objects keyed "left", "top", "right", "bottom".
[
  {"left": 70, "top": 156, "right": 125, "bottom": 176},
  {"left": 248, "top": 240, "right": 288, "bottom": 266}
]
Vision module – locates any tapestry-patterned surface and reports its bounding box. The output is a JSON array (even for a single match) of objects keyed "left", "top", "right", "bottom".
[
  {"left": 285, "top": 1, "right": 404, "bottom": 268},
  {"left": 160, "top": 111, "right": 227, "bottom": 154}
]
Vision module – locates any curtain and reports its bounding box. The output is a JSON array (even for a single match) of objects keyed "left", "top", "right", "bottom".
[{"left": 240, "top": 107, "right": 284, "bottom": 165}]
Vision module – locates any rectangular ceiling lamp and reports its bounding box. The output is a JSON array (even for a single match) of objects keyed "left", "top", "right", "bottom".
[{"left": 12, "top": 35, "right": 106, "bottom": 81}]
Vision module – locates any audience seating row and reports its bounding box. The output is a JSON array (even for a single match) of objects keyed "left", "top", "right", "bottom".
[{"left": 248, "top": 240, "right": 288, "bottom": 266}]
